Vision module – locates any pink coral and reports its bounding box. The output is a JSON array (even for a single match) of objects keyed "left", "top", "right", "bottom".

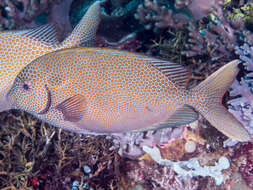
[
  {"left": 0, "top": 0, "right": 73, "bottom": 39},
  {"left": 175, "top": 0, "right": 223, "bottom": 20},
  {"left": 134, "top": 0, "right": 223, "bottom": 33},
  {"left": 183, "top": 5, "right": 237, "bottom": 61},
  {"left": 123, "top": 159, "right": 198, "bottom": 189},
  {"left": 134, "top": 0, "right": 188, "bottom": 31},
  {"left": 228, "top": 43, "right": 253, "bottom": 141},
  {"left": 232, "top": 143, "right": 253, "bottom": 188}
]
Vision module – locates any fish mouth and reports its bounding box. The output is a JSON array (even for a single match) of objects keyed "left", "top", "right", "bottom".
[
  {"left": 6, "top": 88, "right": 16, "bottom": 107},
  {"left": 38, "top": 84, "right": 52, "bottom": 115}
]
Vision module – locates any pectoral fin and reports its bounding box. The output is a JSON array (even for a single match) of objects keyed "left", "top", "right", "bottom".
[{"left": 55, "top": 94, "right": 87, "bottom": 122}]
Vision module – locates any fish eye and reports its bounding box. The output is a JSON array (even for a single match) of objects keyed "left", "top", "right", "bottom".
[{"left": 22, "top": 81, "right": 31, "bottom": 91}]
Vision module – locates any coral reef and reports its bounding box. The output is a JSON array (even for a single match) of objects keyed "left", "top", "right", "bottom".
[
  {"left": 134, "top": 0, "right": 221, "bottom": 32},
  {"left": 0, "top": 111, "right": 119, "bottom": 189},
  {"left": 0, "top": 0, "right": 253, "bottom": 189},
  {"left": 228, "top": 43, "right": 253, "bottom": 141},
  {"left": 143, "top": 146, "right": 230, "bottom": 185},
  {"left": 121, "top": 158, "right": 199, "bottom": 190},
  {"left": 134, "top": 0, "right": 188, "bottom": 32},
  {"left": 113, "top": 125, "right": 196, "bottom": 158},
  {"left": 0, "top": 0, "right": 75, "bottom": 40},
  {"left": 230, "top": 142, "right": 253, "bottom": 189},
  {"left": 151, "top": 1, "right": 253, "bottom": 86}
]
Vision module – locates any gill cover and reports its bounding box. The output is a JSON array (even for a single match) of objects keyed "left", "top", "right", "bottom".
[{"left": 7, "top": 75, "right": 50, "bottom": 115}]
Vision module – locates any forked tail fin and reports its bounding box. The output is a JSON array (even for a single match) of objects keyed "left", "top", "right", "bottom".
[{"left": 190, "top": 60, "right": 251, "bottom": 142}]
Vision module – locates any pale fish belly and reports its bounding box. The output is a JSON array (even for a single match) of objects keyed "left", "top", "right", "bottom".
[{"left": 74, "top": 98, "right": 182, "bottom": 133}]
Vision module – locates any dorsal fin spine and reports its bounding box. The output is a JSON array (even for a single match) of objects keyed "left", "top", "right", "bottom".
[{"left": 21, "top": 24, "right": 59, "bottom": 45}]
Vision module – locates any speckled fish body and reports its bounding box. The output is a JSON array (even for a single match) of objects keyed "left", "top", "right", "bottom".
[
  {"left": 0, "top": 1, "right": 100, "bottom": 112},
  {"left": 7, "top": 48, "right": 251, "bottom": 142}
]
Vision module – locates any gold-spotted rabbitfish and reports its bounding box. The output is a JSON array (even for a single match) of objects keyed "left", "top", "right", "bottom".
[
  {"left": 0, "top": 1, "right": 101, "bottom": 112},
  {"left": 7, "top": 47, "right": 251, "bottom": 142}
]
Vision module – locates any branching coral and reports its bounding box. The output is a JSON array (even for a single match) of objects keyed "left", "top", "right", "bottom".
[
  {"left": 147, "top": 2, "right": 251, "bottom": 86},
  {"left": 0, "top": 111, "right": 119, "bottom": 189},
  {"left": 134, "top": 0, "right": 222, "bottom": 32},
  {"left": 183, "top": 1, "right": 253, "bottom": 62},
  {"left": 113, "top": 126, "right": 186, "bottom": 158},
  {"left": 175, "top": 0, "right": 222, "bottom": 20},
  {"left": 183, "top": 5, "right": 237, "bottom": 61},
  {"left": 134, "top": 0, "right": 188, "bottom": 32},
  {"left": 0, "top": 0, "right": 56, "bottom": 28},
  {"left": 228, "top": 43, "right": 253, "bottom": 140},
  {"left": 153, "top": 1, "right": 253, "bottom": 87},
  {"left": 0, "top": 0, "right": 74, "bottom": 39}
]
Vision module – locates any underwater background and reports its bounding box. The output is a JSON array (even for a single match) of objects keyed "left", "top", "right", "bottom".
[{"left": 0, "top": 0, "right": 253, "bottom": 189}]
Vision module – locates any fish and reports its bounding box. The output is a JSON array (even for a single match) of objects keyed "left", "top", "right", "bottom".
[
  {"left": 0, "top": 1, "right": 101, "bottom": 112},
  {"left": 7, "top": 47, "right": 251, "bottom": 142}
]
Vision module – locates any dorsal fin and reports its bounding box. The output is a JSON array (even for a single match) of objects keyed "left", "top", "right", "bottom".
[
  {"left": 91, "top": 48, "right": 190, "bottom": 87},
  {"left": 149, "top": 59, "right": 191, "bottom": 88},
  {"left": 61, "top": 1, "right": 101, "bottom": 47},
  {"left": 21, "top": 24, "right": 59, "bottom": 45}
]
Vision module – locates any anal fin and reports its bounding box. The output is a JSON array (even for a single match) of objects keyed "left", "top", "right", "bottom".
[
  {"left": 153, "top": 105, "right": 199, "bottom": 129},
  {"left": 134, "top": 105, "right": 199, "bottom": 132}
]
